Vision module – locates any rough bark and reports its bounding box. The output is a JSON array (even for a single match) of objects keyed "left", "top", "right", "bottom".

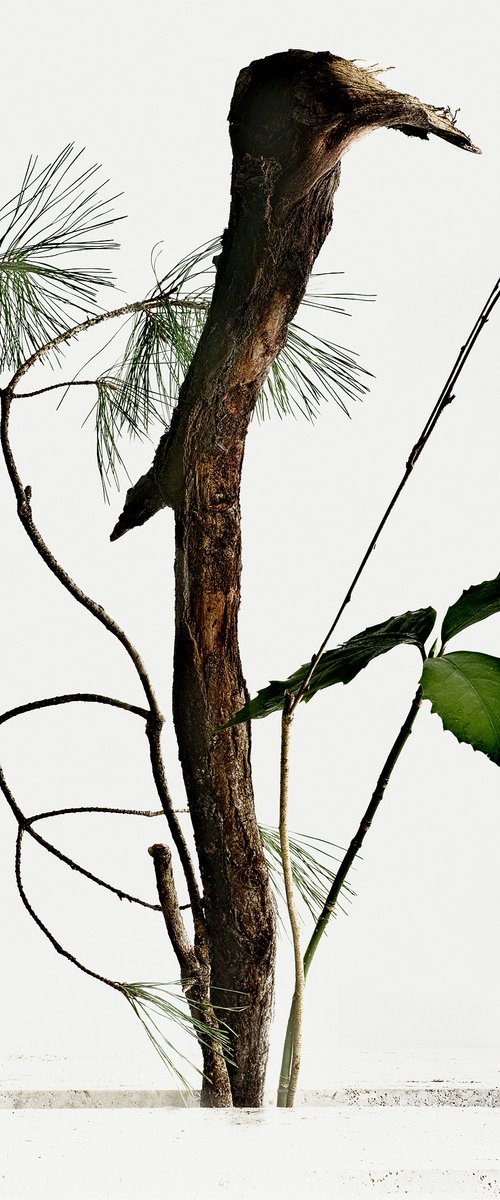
[
  {"left": 110, "top": 51, "right": 478, "bottom": 1107},
  {"left": 111, "top": 52, "right": 478, "bottom": 539}
]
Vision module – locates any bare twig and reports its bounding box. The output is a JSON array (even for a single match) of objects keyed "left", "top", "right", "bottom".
[
  {"left": 27, "top": 823, "right": 162, "bottom": 911},
  {"left": 0, "top": 389, "right": 156, "bottom": 708},
  {"left": 14, "top": 380, "right": 99, "bottom": 399},
  {"left": 26, "top": 807, "right": 190, "bottom": 911},
  {"left": 0, "top": 764, "right": 24, "bottom": 826},
  {"left": 0, "top": 692, "right": 150, "bottom": 727},
  {"left": 29, "top": 804, "right": 164, "bottom": 822}
]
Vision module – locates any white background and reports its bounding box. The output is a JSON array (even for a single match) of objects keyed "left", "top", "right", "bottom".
[{"left": 1, "top": 0, "right": 499, "bottom": 1091}]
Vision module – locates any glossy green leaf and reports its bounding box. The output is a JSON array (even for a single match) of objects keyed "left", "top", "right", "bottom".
[
  {"left": 421, "top": 651, "right": 500, "bottom": 765},
  {"left": 441, "top": 572, "right": 500, "bottom": 645},
  {"left": 228, "top": 607, "right": 436, "bottom": 725}
]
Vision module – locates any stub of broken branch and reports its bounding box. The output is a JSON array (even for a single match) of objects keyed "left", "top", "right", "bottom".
[{"left": 110, "top": 49, "right": 479, "bottom": 542}]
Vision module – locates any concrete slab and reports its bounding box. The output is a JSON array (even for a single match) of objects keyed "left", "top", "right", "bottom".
[
  {"left": 1, "top": 1053, "right": 500, "bottom": 1197},
  {"left": 1, "top": 1107, "right": 499, "bottom": 1199},
  {"left": 2, "top": 1049, "right": 500, "bottom": 1108}
]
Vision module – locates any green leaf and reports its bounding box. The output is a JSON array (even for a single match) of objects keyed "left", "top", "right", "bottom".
[
  {"left": 421, "top": 651, "right": 500, "bottom": 765},
  {"left": 228, "top": 607, "right": 436, "bottom": 724},
  {"left": 441, "top": 572, "right": 500, "bottom": 645}
]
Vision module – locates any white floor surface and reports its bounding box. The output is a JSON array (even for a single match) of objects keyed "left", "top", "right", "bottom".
[{"left": 1, "top": 1107, "right": 499, "bottom": 1200}]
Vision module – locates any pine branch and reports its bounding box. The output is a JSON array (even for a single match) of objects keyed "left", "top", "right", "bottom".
[
  {"left": 15, "top": 380, "right": 98, "bottom": 399},
  {"left": 0, "top": 145, "right": 122, "bottom": 372},
  {"left": 122, "top": 981, "right": 235, "bottom": 1095}
]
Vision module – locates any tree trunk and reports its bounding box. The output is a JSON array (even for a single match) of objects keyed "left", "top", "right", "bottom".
[{"left": 111, "top": 51, "right": 478, "bottom": 1107}]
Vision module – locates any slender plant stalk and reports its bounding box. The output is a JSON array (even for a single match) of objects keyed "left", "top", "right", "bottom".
[
  {"left": 276, "top": 280, "right": 500, "bottom": 1104},
  {"left": 277, "top": 695, "right": 305, "bottom": 1108},
  {"left": 277, "top": 685, "right": 423, "bottom": 1105},
  {"left": 290, "top": 277, "right": 500, "bottom": 713}
]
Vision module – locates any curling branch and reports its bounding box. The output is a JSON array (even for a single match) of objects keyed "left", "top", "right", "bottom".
[
  {"left": 0, "top": 692, "right": 150, "bottom": 728},
  {"left": 0, "top": 385, "right": 204, "bottom": 934},
  {"left": 0, "top": 763, "right": 162, "bottom": 910},
  {"left": 0, "top": 758, "right": 123, "bottom": 993},
  {"left": 27, "top": 808, "right": 190, "bottom": 910},
  {"left": 15, "top": 826, "right": 123, "bottom": 991}
]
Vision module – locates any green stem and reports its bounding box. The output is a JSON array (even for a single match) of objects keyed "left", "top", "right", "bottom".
[
  {"left": 277, "top": 684, "right": 422, "bottom": 1106},
  {"left": 277, "top": 696, "right": 305, "bottom": 1108},
  {"left": 277, "top": 1002, "right": 296, "bottom": 1107}
]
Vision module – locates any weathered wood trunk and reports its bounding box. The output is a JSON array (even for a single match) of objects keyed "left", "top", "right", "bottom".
[
  {"left": 111, "top": 51, "right": 477, "bottom": 1106},
  {"left": 170, "top": 58, "right": 344, "bottom": 1108}
]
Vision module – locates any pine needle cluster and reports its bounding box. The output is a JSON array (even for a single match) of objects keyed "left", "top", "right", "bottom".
[{"left": 0, "top": 145, "right": 121, "bottom": 372}]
